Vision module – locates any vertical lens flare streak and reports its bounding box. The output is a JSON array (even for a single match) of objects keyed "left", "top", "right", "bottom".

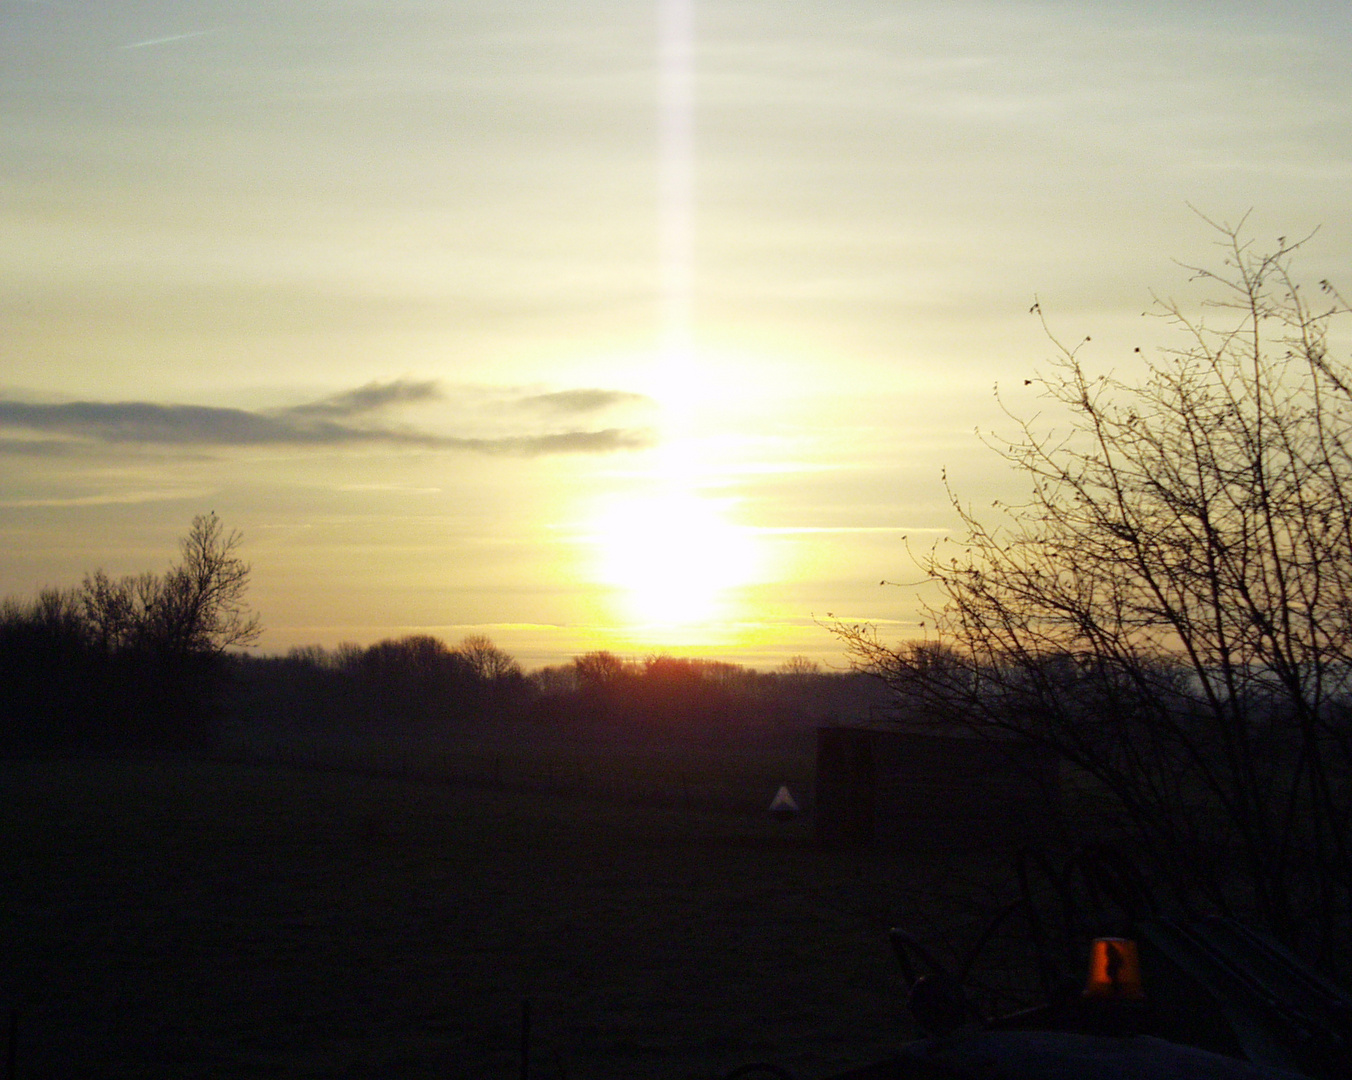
[
  {"left": 658, "top": 0, "right": 694, "bottom": 356},
  {"left": 585, "top": 1, "right": 762, "bottom": 635}
]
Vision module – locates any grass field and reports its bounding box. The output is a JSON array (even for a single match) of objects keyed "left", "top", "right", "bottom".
[{"left": 0, "top": 754, "right": 1025, "bottom": 1080}]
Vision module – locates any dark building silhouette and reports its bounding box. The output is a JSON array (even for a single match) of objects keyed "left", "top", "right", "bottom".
[{"left": 815, "top": 726, "right": 1060, "bottom": 850}]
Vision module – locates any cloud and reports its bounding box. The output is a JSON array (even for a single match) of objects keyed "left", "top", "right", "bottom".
[
  {"left": 474, "top": 428, "right": 655, "bottom": 455},
  {"left": 0, "top": 401, "right": 301, "bottom": 445},
  {"left": 516, "top": 388, "right": 654, "bottom": 415},
  {"left": 0, "top": 381, "right": 656, "bottom": 456},
  {"left": 0, "top": 489, "right": 212, "bottom": 509},
  {"left": 283, "top": 379, "right": 442, "bottom": 419}
]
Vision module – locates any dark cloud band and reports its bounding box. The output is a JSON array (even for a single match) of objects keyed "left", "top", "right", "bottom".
[{"left": 0, "top": 384, "right": 656, "bottom": 457}]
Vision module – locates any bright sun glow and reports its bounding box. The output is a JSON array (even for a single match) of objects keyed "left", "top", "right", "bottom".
[{"left": 591, "top": 489, "right": 759, "bottom": 629}]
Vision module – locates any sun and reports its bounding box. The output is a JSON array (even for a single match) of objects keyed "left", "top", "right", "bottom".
[{"left": 590, "top": 488, "right": 758, "bottom": 629}]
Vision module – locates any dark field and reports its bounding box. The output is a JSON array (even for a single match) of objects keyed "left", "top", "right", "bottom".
[{"left": 0, "top": 756, "right": 1016, "bottom": 1079}]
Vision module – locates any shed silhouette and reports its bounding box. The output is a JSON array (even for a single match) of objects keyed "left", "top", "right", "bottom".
[{"left": 815, "top": 726, "right": 1059, "bottom": 849}]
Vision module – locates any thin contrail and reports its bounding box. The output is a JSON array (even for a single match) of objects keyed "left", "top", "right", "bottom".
[{"left": 119, "top": 28, "right": 223, "bottom": 50}]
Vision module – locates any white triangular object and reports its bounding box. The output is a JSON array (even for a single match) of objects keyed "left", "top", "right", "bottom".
[{"left": 769, "top": 784, "right": 799, "bottom": 818}]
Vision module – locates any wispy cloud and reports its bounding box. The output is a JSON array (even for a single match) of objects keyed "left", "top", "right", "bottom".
[
  {"left": 480, "top": 428, "right": 655, "bottom": 454},
  {"left": 754, "top": 526, "right": 943, "bottom": 535},
  {"left": 0, "top": 401, "right": 332, "bottom": 446},
  {"left": 0, "top": 489, "right": 212, "bottom": 509},
  {"left": 0, "top": 381, "right": 656, "bottom": 456},
  {"left": 516, "top": 388, "right": 654, "bottom": 415},
  {"left": 284, "top": 379, "right": 441, "bottom": 419}
]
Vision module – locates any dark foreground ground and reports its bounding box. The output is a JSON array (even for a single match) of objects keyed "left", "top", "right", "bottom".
[{"left": 0, "top": 757, "right": 1020, "bottom": 1080}]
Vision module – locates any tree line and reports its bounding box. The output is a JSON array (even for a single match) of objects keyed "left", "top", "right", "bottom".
[
  {"left": 229, "top": 633, "right": 530, "bottom": 731},
  {"left": 231, "top": 641, "right": 881, "bottom": 744},
  {"left": 0, "top": 511, "right": 878, "bottom": 751}
]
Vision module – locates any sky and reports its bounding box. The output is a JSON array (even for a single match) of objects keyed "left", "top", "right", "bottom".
[{"left": 3, "top": 0, "right": 1351, "bottom": 669}]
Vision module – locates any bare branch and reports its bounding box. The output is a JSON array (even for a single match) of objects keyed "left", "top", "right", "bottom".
[{"left": 836, "top": 219, "right": 1352, "bottom": 972}]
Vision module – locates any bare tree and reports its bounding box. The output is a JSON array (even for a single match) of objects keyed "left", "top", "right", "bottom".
[
  {"left": 838, "top": 216, "right": 1352, "bottom": 971},
  {"left": 158, "top": 512, "right": 262, "bottom": 655},
  {"left": 455, "top": 633, "right": 521, "bottom": 682},
  {"left": 779, "top": 655, "right": 822, "bottom": 677},
  {"left": 572, "top": 650, "right": 633, "bottom": 692},
  {"left": 81, "top": 512, "right": 261, "bottom": 658},
  {"left": 81, "top": 570, "right": 157, "bottom": 652}
]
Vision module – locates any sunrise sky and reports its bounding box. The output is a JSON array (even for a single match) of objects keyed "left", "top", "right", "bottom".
[{"left": 3, "top": 0, "right": 1351, "bottom": 668}]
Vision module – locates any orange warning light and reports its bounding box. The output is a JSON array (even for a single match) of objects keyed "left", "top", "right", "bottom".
[{"left": 1083, "top": 937, "right": 1145, "bottom": 1000}]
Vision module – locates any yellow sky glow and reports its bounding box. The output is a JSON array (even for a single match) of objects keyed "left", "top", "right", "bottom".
[{"left": 1, "top": 2, "right": 1349, "bottom": 668}]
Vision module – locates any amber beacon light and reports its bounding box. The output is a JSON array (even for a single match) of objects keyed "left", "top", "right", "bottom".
[{"left": 1083, "top": 937, "right": 1146, "bottom": 1000}]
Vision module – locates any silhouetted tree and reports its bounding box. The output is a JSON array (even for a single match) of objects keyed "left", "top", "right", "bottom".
[
  {"left": 529, "top": 663, "right": 578, "bottom": 698},
  {"left": 353, "top": 635, "right": 474, "bottom": 723},
  {"left": 80, "top": 513, "right": 261, "bottom": 659},
  {"left": 779, "top": 655, "right": 821, "bottom": 677},
  {"left": 455, "top": 633, "right": 522, "bottom": 682},
  {"left": 151, "top": 512, "right": 262, "bottom": 656},
  {"left": 838, "top": 217, "right": 1352, "bottom": 972},
  {"left": 573, "top": 650, "right": 632, "bottom": 690},
  {"left": 0, "top": 588, "right": 95, "bottom": 745},
  {"left": 2, "top": 513, "right": 262, "bottom": 748}
]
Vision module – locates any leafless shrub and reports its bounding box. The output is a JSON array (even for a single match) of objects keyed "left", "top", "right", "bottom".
[{"left": 838, "top": 215, "right": 1352, "bottom": 973}]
